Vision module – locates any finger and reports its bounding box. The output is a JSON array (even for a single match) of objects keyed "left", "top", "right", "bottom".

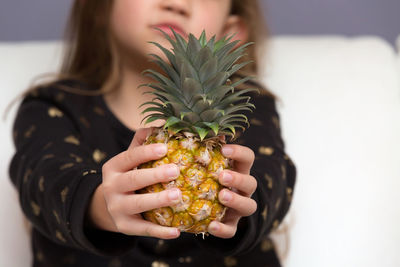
[
  {"left": 122, "top": 189, "right": 182, "bottom": 214},
  {"left": 221, "top": 144, "right": 255, "bottom": 174},
  {"left": 219, "top": 170, "right": 257, "bottom": 197},
  {"left": 106, "top": 143, "right": 167, "bottom": 173},
  {"left": 135, "top": 220, "right": 180, "bottom": 239},
  {"left": 208, "top": 216, "right": 240, "bottom": 238},
  {"left": 129, "top": 127, "right": 157, "bottom": 149},
  {"left": 218, "top": 189, "right": 257, "bottom": 217},
  {"left": 116, "top": 164, "right": 180, "bottom": 192},
  {"left": 116, "top": 217, "right": 180, "bottom": 239}
]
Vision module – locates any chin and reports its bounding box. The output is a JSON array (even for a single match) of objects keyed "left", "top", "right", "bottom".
[{"left": 146, "top": 38, "right": 172, "bottom": 60}]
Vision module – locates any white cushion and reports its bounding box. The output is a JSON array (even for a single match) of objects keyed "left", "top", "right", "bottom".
[
  {"left": 397, "top": 35, "right": 400, "bottom": 85},
  {"left": 1, "top": 36, "right": 399, "bottom": 267},
  {"left": 261, "top": 36, "right": 400, "bottom": 267}
]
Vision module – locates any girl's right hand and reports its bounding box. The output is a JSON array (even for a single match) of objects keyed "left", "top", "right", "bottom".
[{"left": 88, "top": 128, "right": 182, "bottom": 239}]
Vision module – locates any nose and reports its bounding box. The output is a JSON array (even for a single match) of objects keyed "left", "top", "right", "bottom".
[{"left": 160, "top": 0, "right": 190, "bottom": 17}]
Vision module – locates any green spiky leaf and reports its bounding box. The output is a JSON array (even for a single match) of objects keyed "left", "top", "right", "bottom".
[
  {"left": 203, "top": 122, "right": 219, "bottom": 135},
  {"left": 199, "top": 31, "right": 207, "bottom": 47},
  {"left": 140, "top": 28, "right": 257, "bottom": 139},
  {"left": 194, "top": 126, "right": 209, "bottom": 141},
  {"left": 164, "top": 116, "right": 181, "bottom": 129}
]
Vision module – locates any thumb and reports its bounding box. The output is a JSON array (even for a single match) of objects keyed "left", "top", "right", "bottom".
[{"left": 128, "top": 127, "right": 156, "bottom": 149}]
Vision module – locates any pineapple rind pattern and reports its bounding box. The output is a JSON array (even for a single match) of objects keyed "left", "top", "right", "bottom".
[{"left": 139, "top": 129, "right": 229, "bottom": 234}]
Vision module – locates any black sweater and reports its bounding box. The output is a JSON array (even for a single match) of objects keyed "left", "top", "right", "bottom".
[{"left": 9, "top": 79, "right": 296, "bottom": 267}]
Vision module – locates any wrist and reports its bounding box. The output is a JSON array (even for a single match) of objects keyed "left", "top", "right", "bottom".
[{"left": 87, "top": 184, "right": 117, "bottom": 232}]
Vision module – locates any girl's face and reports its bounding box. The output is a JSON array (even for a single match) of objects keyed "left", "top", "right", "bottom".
[{"left": 110, "top": 0, "right": 245, "bottom": 66}]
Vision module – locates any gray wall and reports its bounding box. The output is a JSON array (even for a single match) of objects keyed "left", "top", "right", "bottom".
[
  {"left": 0, "top": 0, "right": 71, "bottom": 41},
  {"left": 0, "top": 0, "right": 399, "bottom": 45},
  {"left": 262, "top": 0, "right": 400, "bottom": 45}
]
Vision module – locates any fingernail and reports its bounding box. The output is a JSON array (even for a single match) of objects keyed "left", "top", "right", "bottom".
[
  {"left": 166, "top": 164, "right": 179, "bottom": 178},
  {"left": 168, "top": 189, "right": 181, "bottom": 201},
  {"left": 222, "top": 146, "right": 233, "bottom": 156},
  {"left": 222, "top": 172, "right": 232, "bottom": 184},
  {"left": 222, "top": 190, "right": 232, "bottom": 202},
  {"left": 209, "top": 222, "right": 219, "bottom": 232},
  {"left": 154, "top": 144, "right": 167, "bottom": 156},
  {"left": 169, "top": 228, "right": 180, "bottom": 237}
]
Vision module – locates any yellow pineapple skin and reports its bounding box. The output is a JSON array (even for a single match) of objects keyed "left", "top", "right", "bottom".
[{"left": 138, "top": 129, "right": 230, "bottom": 234}]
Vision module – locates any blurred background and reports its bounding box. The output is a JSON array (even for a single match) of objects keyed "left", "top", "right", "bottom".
[
  {"left": 1, "top": 1, "right": 399, "bottom": 267},
  {"left": 0, "top": 0, "right": 399, "bottom": 46}
]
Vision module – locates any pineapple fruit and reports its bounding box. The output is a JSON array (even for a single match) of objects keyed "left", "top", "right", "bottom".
[{"left": 138, "top": 29, "right": 257, "bottom": 235}]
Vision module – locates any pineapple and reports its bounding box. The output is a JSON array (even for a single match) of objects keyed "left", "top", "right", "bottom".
[{"left": 138, "top": 29, "right": 257, "bottom": 235}]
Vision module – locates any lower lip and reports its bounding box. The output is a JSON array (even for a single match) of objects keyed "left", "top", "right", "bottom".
[{"left": 152, "top": 25, "right": 186, "bottom": 38}]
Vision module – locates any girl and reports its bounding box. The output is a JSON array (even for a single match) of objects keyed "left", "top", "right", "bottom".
[{"left": 9, "top": 0, "right": 296, "bottom": 266}]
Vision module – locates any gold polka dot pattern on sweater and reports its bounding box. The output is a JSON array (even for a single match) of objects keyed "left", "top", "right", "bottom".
[
  {"left": 48, "top": 107, "right": 63, "bottom": 118},
  {"left": 64, "top": 135, "right": 80, "bottom": 146},
  {"left": 259, "top": 146, "right": 274, "bottom": 156},
  {"left": 92, "top": 149, "right": 106, "bottom": 163},
  {"left": 60, "top": 187, "right": 69, "bottom": 203}
]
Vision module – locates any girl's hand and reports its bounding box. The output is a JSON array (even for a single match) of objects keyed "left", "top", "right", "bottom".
[
  {"left": 208, "top": 144, "right": 258, "bottom": 238},
  {"left": 88, "top": 128, "right": 182, "bottom": 239}
]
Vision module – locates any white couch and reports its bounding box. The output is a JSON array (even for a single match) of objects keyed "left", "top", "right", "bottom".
[{"left": 1, "top": 35, "right": 399, "bottom": 267}]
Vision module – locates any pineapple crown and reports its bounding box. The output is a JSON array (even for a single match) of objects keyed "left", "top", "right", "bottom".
[{"left": 140, "top": 28, "right": 258, "bottom": 140}]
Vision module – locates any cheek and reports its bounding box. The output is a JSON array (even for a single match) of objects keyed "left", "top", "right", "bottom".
[
  {"left": 109, "top": 0, "right": 173, "bottom": 61},
  {"left": 189, "top": 7, "right": 229, "bottom": 38},
  {"left": 110, "top": 0, "right": 148, "bottom": 49}
]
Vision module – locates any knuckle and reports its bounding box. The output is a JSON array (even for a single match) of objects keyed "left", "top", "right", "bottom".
[
  {"left": 132, "top": 196, "right": 145, "bottom": 212},
  {"left": 128, "top": 170, "right": 139, "bottom": 188},
  {"left": 136, "top": 128, "right": 147, "bottom": 136},
  {"left": 231, "top": 145, "right": 239, "bottom": 157},
  {"left": 155, "top": 166, "right": 166, "bottom": 181},
  {"left": 144, "top": 144, "right": 155, "bottom": 156},
  {"left": 248, "top": 148, "right": 255, "bottom": 162},
  {"left": 144, "top": 225, "right": 153, "bottom": 237},
  {"left": 125, "top": 149, "right": 136, "bottom": 165},
  {"left": 115, "top": 220, "right": 129, "bottom": 234},
  {"left": 101, "top": 171, "right": 116, "bottom": 194},
  {"left": 114, "top": 221, "right": 123, "bottom": 232},
  {"left": 225, "top": 227, "right": 236, "bottom": 238},
  {"left": 250, "top": 176, "right": 258, "bottom": 193},
  {"left": 241, "top": 198, "right": 255, "bottom": 216},
  {"left": 106, "top": 201, "right": 120, "bottom": 215},
  {"left": 250, "top": 199, "right": 258, "bottom": 214},
  {"left": 158, "top": 191, "right": 170, "bottom": 206},
  {"left": 228, "top": 231, "right": 236, "bottom": 238},
  {"left": 102, "top": 182, "right": 112, "bottom": 195},
  {"left": 102, "top": 161, "right": 111, "bottom": 174},
  {"left": 235, "top": 172, "right": 244, "bottom": 187}
]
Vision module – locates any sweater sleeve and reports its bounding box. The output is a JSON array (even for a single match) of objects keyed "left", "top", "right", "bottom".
[
  {"left": 195, "top": 93, "right": 296, "bottom": 256},
  {"left": 8, "top": 90, "right": 137, "bottom": 256}
]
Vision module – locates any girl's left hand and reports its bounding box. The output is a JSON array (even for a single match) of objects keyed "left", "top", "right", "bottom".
[{"left": 208, "top": 144, "right": 258, "bottom": 238}]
